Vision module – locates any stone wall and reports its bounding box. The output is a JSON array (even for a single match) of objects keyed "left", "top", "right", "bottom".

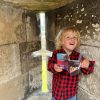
[
  {"left": 0, "top": 4, "right": 41, "bottom": 100},
  {"left": 0, "top": 0, "right": 100, "bottom": 100},
  {"left": 46, "top": 0, "right": 100, "bottom": 100}
]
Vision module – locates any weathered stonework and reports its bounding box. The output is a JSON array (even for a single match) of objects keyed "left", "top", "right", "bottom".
[
  {"left": 19, "top": 41, "right": 41, "bottom": 73},
  {"left": 47, "top": 0, "right": 100, "bottom": 47},
  {"left": 0, "top": 44, "right": 21, "bottom": 84},
  {"left": 0, "top": 5, "right": 25, "bottom": 45},
  {"left": 79, "top": 46, "right": 100, "bottom": 100},
  {"left": 77, "top": 87, "right": 97, "bottom": 100},
  {"left": 0, "top": 0, "right": 75, "bottom": 11},
  {"left": 25, "top": 12, "right": 40, "bottom": 42},
  {"left": 0, "top": 3, "right": 40, "bottom": 100},
  {"left": 0, "top": 75, "right": 24, "bottom": 100}
]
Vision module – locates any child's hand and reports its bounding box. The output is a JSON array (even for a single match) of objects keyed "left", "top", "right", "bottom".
[
  {"left": 54, "top": 64, "right": 63, "bottom": 72},
  {"left": 81, "top": 58, "right": 89, "bottom": 69},
  {"left": 70, "top": 66, "right": 75, "bottom": 73}
]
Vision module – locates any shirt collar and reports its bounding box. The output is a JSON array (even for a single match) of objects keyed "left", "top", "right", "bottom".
[{"left": 60, "top": 48, "right": 76, "bottom": 56}]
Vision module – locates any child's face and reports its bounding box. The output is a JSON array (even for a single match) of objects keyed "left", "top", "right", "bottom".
[{"left": 61, "top": 31, "right": 78, "bottom": 52}]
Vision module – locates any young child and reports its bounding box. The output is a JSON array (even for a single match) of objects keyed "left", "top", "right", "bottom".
[{"left": 48, "top": 26, "right": 95, "bottom": 100}]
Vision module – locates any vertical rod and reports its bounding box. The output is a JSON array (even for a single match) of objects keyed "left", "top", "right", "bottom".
[{"left": 39, "top": 12, "right": 48, "bottom": 92}]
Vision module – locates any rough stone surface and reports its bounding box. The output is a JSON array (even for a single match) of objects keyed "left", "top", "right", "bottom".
[
  {"left": 79, "top": 46, "right": 100, "bottom": 100},
  {"left": 77, "top": 87, "right": 97, "bottom": 100},
  {"left": 19, "top": 41, "right": 41, "bottom": 73},
  {"left": 0, "top": 44, "right": 21, "bottom": 84},
  {"left": 25, "top": 13, "right": 40, "bottom": 42},
  {"left": 26, "top": 94, "right": 52, "bottom": 100},
  {"left": 47, "top": 0, "right": 100, "bottom": 47},
  {"left": 0, "top": 5, "right": 25, "bottom": 45},
  {"left": 1, "top": 0, "right": 74, "bottom": 11},
  {"left": 0, "top": 75, "right": 24, "bottom": 100},
  {"left": 0, "top": 4, "right": 40, "bottom": 100}
]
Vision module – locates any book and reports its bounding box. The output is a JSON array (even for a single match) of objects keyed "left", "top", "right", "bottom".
[{"left": 57, "top": 53, "right": 81, "bottom": 76}]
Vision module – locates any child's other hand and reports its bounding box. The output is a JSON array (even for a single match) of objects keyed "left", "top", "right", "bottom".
[
  {"left": 81, "top": 58, "right": 89, "bottom": 69},
  {"left": 54, "top": 64, "right": 63, "bottom": 72}
]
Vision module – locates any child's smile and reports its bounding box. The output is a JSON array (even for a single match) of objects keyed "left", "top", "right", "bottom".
[{"left": 61, "top": 31, "right": 78, "bottom": 53}]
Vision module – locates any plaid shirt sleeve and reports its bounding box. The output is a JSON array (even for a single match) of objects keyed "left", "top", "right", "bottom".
[
  {"left": 81, "top": 61, "right": 95, "bottom": 75},
  {"left": 48, "top": 50, "right": 57, "bottom": 74}
]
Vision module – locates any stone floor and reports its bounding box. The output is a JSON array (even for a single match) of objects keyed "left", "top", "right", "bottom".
[
  {"left": 26, "top": 94, "right": 52, "bottom": 100},
  {"left": 26, "top": 89, "right": 52, "bottom": 100}
]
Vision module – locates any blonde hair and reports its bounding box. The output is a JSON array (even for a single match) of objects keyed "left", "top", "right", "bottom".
[{"left": 55, "top": 26, "right": 80, "bottom": 49}]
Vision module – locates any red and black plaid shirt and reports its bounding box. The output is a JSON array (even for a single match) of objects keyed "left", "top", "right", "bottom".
[{"left": 48, "top": 48, "right": 95, "bottom": 100}]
